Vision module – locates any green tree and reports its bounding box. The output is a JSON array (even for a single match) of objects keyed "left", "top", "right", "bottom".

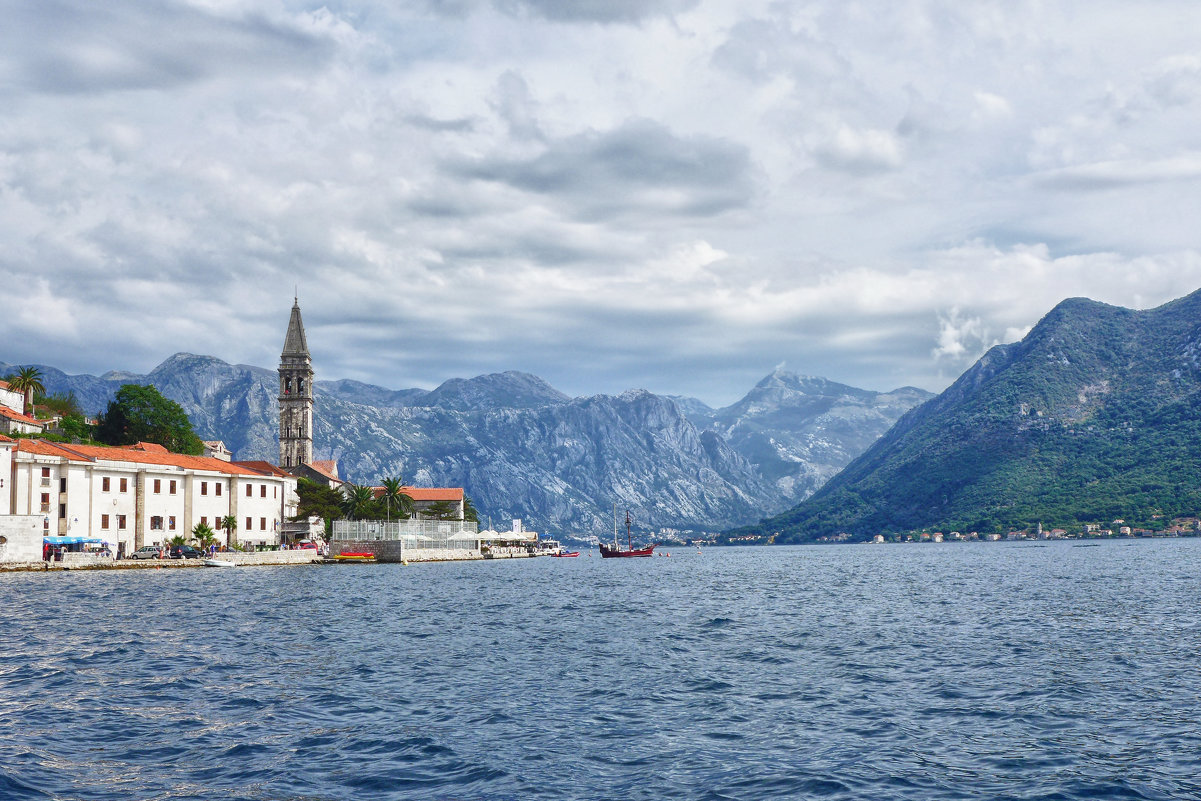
[
  {"left": 342, "top": 484, "right": 377, "bottom": 520},
  {"left": 95, "top": 384, "right": 204, "bottom": 454},
  {"left": 379, "top": 476, "right": 413, "bottom": 522},
  {"left": 422, "top": 500, "right": 461, "bottom": 520},
  {"left": 219, "top": 515, "right": 238, "bottom": 548},
  {"left": 192, "top": 522, "right": 218, "bottom": 552},
  {"left": 294, "top": 478, "right": 345, "bottom": 530},
  {"left": 463, "top": 496, "right": 479, "bottom": 523},
  {"left": 7, "top": 366, "right": 45, "bottom": 416}
]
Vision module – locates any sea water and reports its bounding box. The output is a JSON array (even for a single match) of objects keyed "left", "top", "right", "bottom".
[{"left": 2, "top": 540, "right": 1200, "bottom": 800}]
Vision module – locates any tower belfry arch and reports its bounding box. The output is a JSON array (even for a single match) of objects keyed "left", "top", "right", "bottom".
[{"left": 278, "top": 298, "right": 314, "bottom": 468}]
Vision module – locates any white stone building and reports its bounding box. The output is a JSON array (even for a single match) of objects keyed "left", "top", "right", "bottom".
[{"left": 9, "top": 439, "right": 297, "bottom": 556}]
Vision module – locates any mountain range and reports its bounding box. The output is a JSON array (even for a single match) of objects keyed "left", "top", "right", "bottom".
[
  {"left": 734, "top": 289, "right": 1201, "bottom": 542},
  {"left": 3, "top": 355, "right": 930, "bottom": 536}
]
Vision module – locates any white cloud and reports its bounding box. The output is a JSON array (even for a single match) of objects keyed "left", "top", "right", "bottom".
[{"left": 4, "top": 1, "right": 1201, "bottom": 405}]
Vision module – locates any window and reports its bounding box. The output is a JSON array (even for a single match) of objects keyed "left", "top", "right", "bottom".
[
  {"left": 201, "top": 481, "right": 208, "bottom": 496},
  {"left": 39, "top": 493, "right": 50, "bottom": 513},
  {"left": 150, "top": 516, "right": 163, "bottom": 531},
  {"left": 201, "top": 516, "right": 208, "bottom": 527},
  {"left": 101, "top": 514, "right": 110, "bottom": 529},
  {"left": 273, "top": 486, "right": 278, "bottom": 499},
  {"left": 260, "top": 517, "right": 267, "bottom": 531},
  {"left": 170, "top": 480, "right": 177, "bottom": 494},
  {"left": 117, "top": 515, "right": 127, "bottom": 530},
  {"left": 41, "top": 467, "right": 50, "bottom": 478},
  {"left": 154, "top": 479, "right": 161, "bottom": 493},
  {"left": 169, "top": 516, "right": 176, "bottom": 531},
  {"left": 246, "top": 516, "right": 252, "bottom": 531},
  {"left": 102, "top": 477, "right": 111, "bottom": 492},
  {"left": 60, "top": 477, "right": 66, "bottom": 492},
  {"left": 260, "top": 485, "right": 266, "bottom": 498},
  {"left": 119, "top": 477, "right": 128, "bottom": 493},
  {"left": 246, "top": 485, "right": 252, "bottom": 497},
  {"left": 216, "top": 483, "right": 222, "bottom": 497}
]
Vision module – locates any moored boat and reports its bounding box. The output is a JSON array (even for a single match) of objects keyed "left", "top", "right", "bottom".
[
  {"left": 203, "top": 558, "right": 235, "bottom": 568},
  {"left": 550, "top": 551, "right": 580, "bottom": 557},
  {"left": 332, "top": 551, "right": 376, "bottom": 561},
  {"left": 599, "top": 508, "right": 656, "bottom": 558}
]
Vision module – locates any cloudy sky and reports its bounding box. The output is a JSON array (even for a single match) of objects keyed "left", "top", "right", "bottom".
[{"left": 5, "top": 0, "right": 1201, "bottom": 406}]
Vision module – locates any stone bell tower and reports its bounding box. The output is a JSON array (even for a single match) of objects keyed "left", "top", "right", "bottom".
[{"left": 278, "top": 297, "right": 314, "bottom": 468}]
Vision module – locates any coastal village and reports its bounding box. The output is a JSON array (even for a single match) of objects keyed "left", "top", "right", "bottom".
[{"left": 0, "top": 300, "right": 545, "bottom": 569}]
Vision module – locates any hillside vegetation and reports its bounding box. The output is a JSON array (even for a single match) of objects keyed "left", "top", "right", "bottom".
[{"left": 731, "top": 290, "right": 1201, "bottom": 541}]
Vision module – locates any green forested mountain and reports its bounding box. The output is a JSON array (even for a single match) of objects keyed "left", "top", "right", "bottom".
[{"left": 732, "top": 289, "right": 1201, "bottom": 542}]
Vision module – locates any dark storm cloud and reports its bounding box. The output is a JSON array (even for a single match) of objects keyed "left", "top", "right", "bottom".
[
  {"left": 447, "top": 119, "right": 756, "bottom": 222},
  {"left": 3, "top": 0, "right": 333, "bottom": 94}
]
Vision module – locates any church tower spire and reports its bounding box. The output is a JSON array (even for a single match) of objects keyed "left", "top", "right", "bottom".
[{"left": 278, "top": 298, "right": 314, "bottom": 468}]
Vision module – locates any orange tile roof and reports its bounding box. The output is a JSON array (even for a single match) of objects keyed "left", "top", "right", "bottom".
[
  {"left": 0, "top": 433, "right": 14, "bottom": 442},
  {"left": 127, "top": 442, "right": 170, "bottom": 453},
  {"left": 305, "top": 460, "right": 342, "bottom": 483},
  {"left": 0, "top": 406, "right": 43, "bottom": 425},
  {"left": 0, "top": 379, "right": 10, "bottom": 390},
  {"left": 14, "top": 439, "right": 287, "bottom": 477},
  {"left": 235, "top": 460, "right": 293, "bottom": 477},
  {"left": 371, "top": 485, "right": 464, "bottom": 502}
]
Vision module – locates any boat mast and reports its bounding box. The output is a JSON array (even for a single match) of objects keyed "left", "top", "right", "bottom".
[
  {"left": 625, "top": 509, "right": 632, "bottom": 551},
  {"left": 612, "top": 503, "right": 618, "bottom": 549}
]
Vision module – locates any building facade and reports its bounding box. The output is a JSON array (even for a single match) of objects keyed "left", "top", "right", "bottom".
[
  {"left": 10, "top": 440, "right": 297, "bottom": 556},
  {"left": 279, "top": 299, "right": 314, "bottom": 469}
]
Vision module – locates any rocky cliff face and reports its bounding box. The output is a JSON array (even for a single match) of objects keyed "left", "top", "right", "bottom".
[{"left": 5, "top": 355, "right": 930, "bottom": 535}]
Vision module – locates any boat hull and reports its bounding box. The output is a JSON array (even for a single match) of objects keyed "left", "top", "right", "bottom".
[{"left": 599, "top": 544, "right": 656, "bottom": 558}]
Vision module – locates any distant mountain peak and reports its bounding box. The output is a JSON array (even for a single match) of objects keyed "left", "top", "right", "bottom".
[{"left": 738, "top": 288, "right": 1201, "bottom": 542}]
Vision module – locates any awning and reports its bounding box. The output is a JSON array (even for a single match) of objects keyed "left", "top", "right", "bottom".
[{"left": 43, "top": 536, "right": 107, "bottom": 545}]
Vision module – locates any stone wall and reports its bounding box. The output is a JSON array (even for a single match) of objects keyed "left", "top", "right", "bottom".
[
  {"left": 0, "top": 515, "right": 43, "bottom": 563},
  {"left": 205, "top": 550, "right": 322, "bottom": 566},
  {"left": 330, "top": 539, "right": 484, "bottom": 563},
  {"left": 329, "top": 539, "right": 406, "bottom": 562},
  {"left": 403, "top": 547, "right": 482, "bottom": 563}
]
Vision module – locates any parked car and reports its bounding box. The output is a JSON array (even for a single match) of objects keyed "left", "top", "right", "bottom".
[
  {"left": 169, "top": 545, "right": 204, "bottom": 559},
  {"left": 129, "top": 546, "right": 161, "bottom": 560},
  {"left": 295, "top": 541, "right": 318, "bottom": 550}
]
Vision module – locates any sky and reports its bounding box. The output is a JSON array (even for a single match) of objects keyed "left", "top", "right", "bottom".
[{"left": 5, "top": 0, "right": 1201, "bottom": 407}]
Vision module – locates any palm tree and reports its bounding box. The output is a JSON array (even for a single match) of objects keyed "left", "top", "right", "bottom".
[
  {"left": 341, "top": 484, "right": 376, "bottom": 520},
  {"left": 379, "top": 476, "right": 413, "bottom": 523},
  {"left": 192, "top": 522, "right": 218, "bottom": 553},
  {"left": 8, "top": 366, "right": 45, "bottom": 417},
  {"left": 220, "top": 515, "right": 238, "bottom": 549}
]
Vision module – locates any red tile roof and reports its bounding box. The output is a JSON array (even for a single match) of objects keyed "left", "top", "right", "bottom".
[
  {"left": 0, "top": 434, "right": 14, "bottom": 442},
  {"left": 0, "top": 406, "right": 42, "bottom": 425},
  {"left": 235, "top": 460, "right": 293, "bottom": 477},
  {"left": 371, "top": 485, "right": 464, "bottom": 502},
  {"left": 14, "top": 440, "right": 288, "bottom": 477},
  {"left": 127, "top": 442, "right": 169, "bottom": 453},
  {"left": 305, "top": 460, "right": 342, "bottom": 483}
]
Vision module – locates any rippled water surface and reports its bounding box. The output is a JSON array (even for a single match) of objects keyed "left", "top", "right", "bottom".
[{"left": 3, "top": 540, "right": 1201, "bottom": 800}]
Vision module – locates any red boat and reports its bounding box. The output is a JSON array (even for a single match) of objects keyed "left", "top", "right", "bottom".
[
  {"left": 550, "top": 551, "right": 580, "bottom": 558},
  {"left": 599, "top": 509, "right": 656, "bottom": 558}
]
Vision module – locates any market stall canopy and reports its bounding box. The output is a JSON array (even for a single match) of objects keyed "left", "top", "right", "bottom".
[{"left": 43, "top": 536, "right": 107, "bottom": 545}]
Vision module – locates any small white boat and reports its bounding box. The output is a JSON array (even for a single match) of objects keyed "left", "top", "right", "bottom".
[{"left": 203, "top": 558, "right": 235, "bottom": 568}]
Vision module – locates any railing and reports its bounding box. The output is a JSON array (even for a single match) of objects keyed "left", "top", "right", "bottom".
[{"left": 333, "top": 519, "right": 480, "bottom": 551}]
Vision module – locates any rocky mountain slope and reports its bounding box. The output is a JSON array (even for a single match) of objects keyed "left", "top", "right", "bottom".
[
  {"left": 732, "top": 289, "right": 1201, "bottom": 542},
  {"left": 5, "top": 355, "right": 930, "bottom": 534}
]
